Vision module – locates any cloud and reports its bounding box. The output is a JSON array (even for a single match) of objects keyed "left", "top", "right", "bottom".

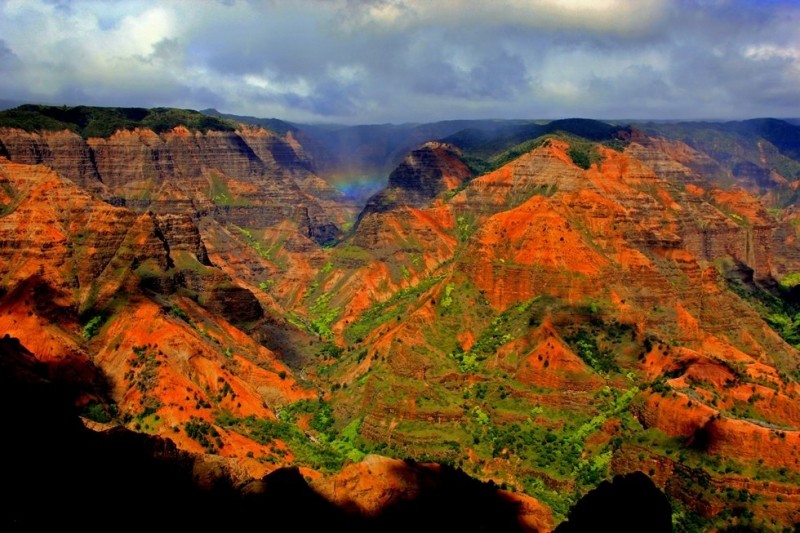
[
  {"left": 0, "top": 0, "right": 798, "bottom": 122},
  {"left": 334, "top": 0, "right": 669, "bottom": 37},
  {"left": 0, "top": 39, "right": 18, "bottom": 65}
]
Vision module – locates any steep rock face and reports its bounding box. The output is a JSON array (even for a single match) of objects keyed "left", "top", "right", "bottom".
[
  {"left": 5, "top": 113, "right": 800, "bottom": 530},
  {"left": 771, "top": 207, "right": 800, "bottom": 276},
  {"left": 87, "top": 128, "right": 177, "bottom": 193},
  {"left": 702, "top": 417, "right": 800, "bottom": 469},
  {"left": 627, "top": 133, "right": 787, "bottom": 280},
  {"left": 0, "top": 128, "right": 104, "bottom": 193},
  {"left": 0, "top": 126, "right": 341, "bottom": 245},
  {"left": 360, "top": 142, "right": 470, "bottom": 215},
  {"left": 161, "top": 127, "right": 265, "bottom": 180},
  {"left": 707, "top": 188, "right": 775, "bottom": 277},
  {"left": 451, "top": 139, "right": 585, "bottom": 213},
  {"left": 322, "top": 143, "right": 469, "bottom": 338},
  {"left": 0, "top": 157, "right": 137, "bottom": 302},
  {"left": 180, "top": 269, "right": 263, "bottom": 323},
  {"left": 462, "top": 193, "right": 609, "bottom": 309},
  {"left": 514, "top": 321, "right": 604, "bottom": 392},
  {"left": 238, "top": 127, "right": 313, "bottom": 176},
  {"left": 451, "top": 145, "right": 674, "bottom": 312},
  {"left": 0, "top": 157, "right": 316, "bottom": 473},
  {"left": 0, "top": 156, "right": 260, "bottom": 320},
  {"left": 625, "top": 135, "right": 717, "bottom": 185},
  {"left": 153, "top": 213, "right": 210, "bottom": 264}
]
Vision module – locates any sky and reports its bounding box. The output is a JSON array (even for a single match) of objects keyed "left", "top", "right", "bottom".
[{"left": 0, "top": 0, "right": 798, "bottom": 124}]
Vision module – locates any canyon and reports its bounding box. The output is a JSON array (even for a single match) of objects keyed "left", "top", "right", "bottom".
[{"left": 2, "top": 105, "right": 800, "bottom": 530}]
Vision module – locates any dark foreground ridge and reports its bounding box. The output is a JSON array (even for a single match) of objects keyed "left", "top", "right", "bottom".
[
  {"left": 0, "top": 334, "right": 670, "bottom": 531},
  {"left": 554, "top": 471, "right": 673, "bottom": 533}
]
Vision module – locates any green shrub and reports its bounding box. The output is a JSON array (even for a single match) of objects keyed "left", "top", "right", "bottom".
[{"left": 82, "top": 315, "right": 105, "bottom": 339}]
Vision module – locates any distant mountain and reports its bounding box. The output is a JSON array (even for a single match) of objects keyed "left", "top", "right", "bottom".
[
  {"left": 201, "top": 108, "right": 298, "bottom": 135},
  {"left": 641, "top": 118, "right": 800, "bottom": 160},
  {"left": 638, "top": 118, "right": 800, "bottom": 196}
]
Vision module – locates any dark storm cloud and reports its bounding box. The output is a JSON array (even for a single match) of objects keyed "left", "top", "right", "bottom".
[
  {"left": 410, "top": 48, "right": 530, "bottom": 100},
  {"left": 0, "top": 0, "right": 797, "bottom": 122}
]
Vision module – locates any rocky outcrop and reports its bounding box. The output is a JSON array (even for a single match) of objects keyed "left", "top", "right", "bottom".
[
  {"left": 153, "top": 213, "right": 210, "bottom": 264},
  {"left": 461, "top": 193, "right": 608, "bottom": 310},
  {"left": 451, "top": 139, "right": 585, "bottom": 215},
  {"left": 625, "top": 135, "right": 716, "bottom": 185},
  {"left": 180, "top": 269, "right": 263, "bottom": 323},
  {"left": 0, "top": 128, "right": 104, "bottom": 193},
  {"left": 0, "top": 126, "right": 341, "bottom": 245},
  {"left": 359, "top": 142, "right": 470, "bottom": 216}
]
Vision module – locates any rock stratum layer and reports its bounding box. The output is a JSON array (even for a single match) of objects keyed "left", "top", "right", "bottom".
[{"left": 3, "top": 112, "right": 800, "bottom": 531}]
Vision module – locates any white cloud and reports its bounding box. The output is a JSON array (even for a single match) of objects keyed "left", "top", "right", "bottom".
[
  {"left": 744, "top": 44, "right": 800, "bottom": 61},
  {"left": 336, "top": 0, "right": 669, "bottom": 36},
  {"left": 0, "top": 0, "right": 798, "bottom": 122}
]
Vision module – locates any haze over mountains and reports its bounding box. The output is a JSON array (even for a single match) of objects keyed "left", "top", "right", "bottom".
[{"left": 2, "top": 103, "right": 800, "bottom": 530}]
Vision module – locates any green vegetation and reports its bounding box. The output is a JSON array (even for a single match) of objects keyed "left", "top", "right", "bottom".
[
  {"left": 278, "top": 399, "right": 335, "bottom": 432},
  {"left": 459, "top": 154, "right": 493, "bottom": 176},
  {"left": 778, "top": 271, "right": 800, "bottom": 290},
  {"left": 454, "top": 136, "right": 552, "bottom": 178},
  {"left": 215, "top": 400, "right": 368, "bottom": 472},
  {"left": 726, "top": 276, "right": 800, "bottom": 360},
  {"left": 440, "top": 283, "right": 455, "bottom": 308},
  {"left": 169, "top": 304, "right": 191, "bottom": 324},
  {"left": 331, "top": 245, "right": 372, "bottom": 269},
  {"left": 450, "top": 297, "right": 543, "bottom": 372},
  {"left": 455, "top": 383, "right": 640, "bottom": 523},
  {"left": 308, "top": 292, "right": 341, "bottom": 340},
  {"left": 171, "top": 250, "right": 214, "bottom": 274},
  {"left": 125, "top": 345, "right": 160, "bottom": 396},
  {"left": 601, "top": 138, "right": 629, "bottom": 152},
  {"left": 318, "top": 343, "right": 344, "bottom": 360},
  {"left": 454, "top": 124, "right": 624, "bottom": 179},
  {"left": 134, "top": 258, "right": 168, "bottom": 284},
  {"left": 6, "top": 107, "right": 795, "bottom": 530},
  {"left": 185, "top": 416, "right": 222, "bottom": 453},
  {"left": 566, "top": 139, "right": 603, "bottom": 170},
  {"left": 489, "top": 137, "right": 551, "bottom": 170},
  {"left": 82, "top": 314, "right": 105, "bottom": 339},
  {"left": 231, "top": 224, "right": 285, "bottom": 264},
  {"left": 0, "top": 104, "right": 237, "bottom": 138},
  {"left": 564, "top": 329, "right": 619, "bottom": 374},
  {"left": 345, "top": 274, "right": 445, "bottom": 344},
  {"left": 82, "top": 402, "right": 119, "bottom": 424},
  {"left": 209, "top": 172, "right": 252, "bottom": 206},
  {"left": 456, "top": 213, "right": 477, "bottom": 242}
]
